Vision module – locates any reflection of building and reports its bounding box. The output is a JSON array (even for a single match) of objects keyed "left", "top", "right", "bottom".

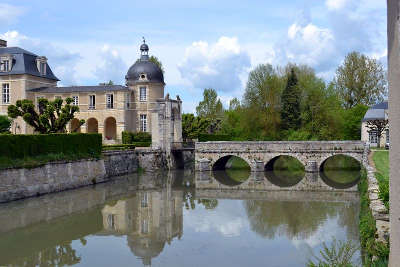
[
  {"left": 0, "top": 39, "right": 182, "bottom": 147},
  {"left": 101, "top": 188, "right": 183, "bottom": 266},
  {"left": 361, "top": 101, "right": 389, "bottom": 146}
]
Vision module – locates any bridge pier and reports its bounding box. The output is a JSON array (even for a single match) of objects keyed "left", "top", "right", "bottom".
[{"left": 305, "top": 161, "right": 318, "bottom": 173}]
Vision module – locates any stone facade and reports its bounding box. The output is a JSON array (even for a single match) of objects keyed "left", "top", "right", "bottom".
[
  {"left": 0, "top": 40, "right": 182, "bottom": 147},
  {"left": 388, "top": 1, "right": 400, "bottom": 264},
  {"left": 195, "top": 141, "right": 366, "bottom": 172}
]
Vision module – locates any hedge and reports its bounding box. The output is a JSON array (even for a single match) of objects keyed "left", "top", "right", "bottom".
[
  {"left": 122, "top": 131, "right": 151, "bottom": 144},
  {"left": 198, "top": 134, "right": 231, "bottom": 142},
  {"left": 0, "top": 133, "right": 102, "bottom": 159}
]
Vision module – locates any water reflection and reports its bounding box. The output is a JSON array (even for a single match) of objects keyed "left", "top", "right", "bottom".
[
  {"left": 320, "top": 170, "right": 361, "bottom": 189},
  {"left": 0, "top": 170, "right": 361, "bottom": 267},
  {"left": 264, "top": 170, "right": 304, "bottom": 187}
]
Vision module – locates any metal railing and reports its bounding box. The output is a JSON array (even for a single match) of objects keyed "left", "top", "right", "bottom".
[{"left": 171, "top": 141, "right": 195, "bottom": 150}]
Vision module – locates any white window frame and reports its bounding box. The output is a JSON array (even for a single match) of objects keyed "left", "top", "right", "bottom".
[
  {"left": 89, "top": 95, "right": 96, "bottom": 110},
  {"left": 40, "top": 62, "right": 46, "bottom": 75},
  {"left": 141, "top": 193, "right": 149, "bottom": 208},
  {"left": 141, "top": 219, "right": 149, "bottom": 234},
  {"left": 72, "top": 96, "right": 79, "bottom": 106},
  {"left": 140, "top": 87, "right": 147, "bottom": 101},
  {"left": 369, "top": 130, "right": 378, "bottom": 144},
  {"left": 140, "top": 114, "right": 147, "bottom": 132},
  {"left": 106, "top": 93, "right": 114, "bottom": 109},
  {"left": 1, "top": 60, "right": 9, "bottom": 72},
  {"left": 2, "top": 83, "right": 9, "bottom": 104}
]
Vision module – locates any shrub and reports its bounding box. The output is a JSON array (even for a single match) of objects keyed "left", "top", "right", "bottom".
[
  {"left": 122, "top": 131, "right": 151, "bottom": 144},
  {"left": 0, "top": 133, "right": 102, "bottom": 159},
  {"left": 198, "top": 133, "right": 231, "bottom": 142}
]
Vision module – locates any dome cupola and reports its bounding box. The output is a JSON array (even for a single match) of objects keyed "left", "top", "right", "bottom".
[{"left": 126, "top": 38, "right": 164, "bottom": 84}]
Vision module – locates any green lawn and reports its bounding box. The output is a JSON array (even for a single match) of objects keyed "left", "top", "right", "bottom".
[{"left": 372, "top": 151, "right": 389, "bottom": 208}]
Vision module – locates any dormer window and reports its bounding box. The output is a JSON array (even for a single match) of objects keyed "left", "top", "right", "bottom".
[
  {"left": 36, "top": 56, "right": 47, "bottom": 76},
  {"left": 0, "top": 54, "right": 12, "bottom": 72}
]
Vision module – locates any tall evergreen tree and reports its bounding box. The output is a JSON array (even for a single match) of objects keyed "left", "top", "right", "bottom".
[{"left": 280, "top": 68, "right": 301, "bottom": 131}]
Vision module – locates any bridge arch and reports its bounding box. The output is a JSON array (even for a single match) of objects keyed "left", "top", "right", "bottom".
[
  {"left": 319, "top": 154, "right": 361, "bottom": 173},
  {"left": 319, "top": 154, "right": 361, "bottom": 189},
  {"left": 264, "top": 155, "right": 305, "bottom": 171},
  {"left": 212, "top": 155, "right": 251, "bottom": 171}
]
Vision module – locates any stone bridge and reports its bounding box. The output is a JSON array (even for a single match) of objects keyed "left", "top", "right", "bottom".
[{"left": 195, "top": 141, "right": 367, "bottom": 172}]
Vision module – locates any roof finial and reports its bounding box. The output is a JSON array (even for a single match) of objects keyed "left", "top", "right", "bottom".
[{"left": 142, "top": 36, "right": 146, "bottom": 44}]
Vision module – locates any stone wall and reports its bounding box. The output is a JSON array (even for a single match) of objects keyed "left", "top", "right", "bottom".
[
  {"left": 0, "top": 159, "right": 107, "bottom": 203},
  {"left": 0, "top": 149, "right": 171, "bottom": 203}
]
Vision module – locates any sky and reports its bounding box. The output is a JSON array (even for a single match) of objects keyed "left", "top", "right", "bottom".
[{"left": 0, "top": 0, "right": 387, "bottom": 112}]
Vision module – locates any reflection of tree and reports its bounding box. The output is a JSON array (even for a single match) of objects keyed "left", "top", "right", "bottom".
[
  {"left": 9, "top": 241, "right": 81, "bottom": 267},
  {"left": 244, "top": 200, "right": 346, "bottom": 240},
  {"left": 198, "top": 199, "right": 218, "bottom": 210}
]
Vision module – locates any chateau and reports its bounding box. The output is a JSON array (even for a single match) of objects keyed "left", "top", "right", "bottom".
[{"left": 0, "top": 39, "right": 182, "bottom": 148}]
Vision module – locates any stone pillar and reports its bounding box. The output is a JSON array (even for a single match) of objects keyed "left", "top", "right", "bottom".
[
  {"left": 196, "top": 158, "right": 211, "bottom": 171},
  {"left": 252, "top": 160, "right": 265, "bottom": 172},
  {"left": 305, "top": 161, "right": 318, "bottom": 172},
  {"left": 388, "top": 1, "right": 400, "bottom": 264}
]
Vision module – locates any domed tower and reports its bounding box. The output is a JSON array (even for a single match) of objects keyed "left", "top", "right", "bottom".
[{"left": 126, "top": 39, "right": 165, "bottom": 101}]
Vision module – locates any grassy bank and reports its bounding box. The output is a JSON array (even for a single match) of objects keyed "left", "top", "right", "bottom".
[
  {"left": 358, "top": 168, "right": 389, "bottom": 266},
  {"left": 0, "top": 152, "right": 100, "bottom": 170},
  {"left": 372, "top": 151, "right": 389, "bottom": 209}
]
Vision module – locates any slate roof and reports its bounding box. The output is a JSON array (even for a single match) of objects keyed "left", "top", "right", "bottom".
[
  {"left": 0, "top": 47, "right": 59, "bottom": 81},
  {"left": 363, "top": 101, "right": 388, "bottom": 121},
  {"left": 28, "top": 85, "right": 129, "bottom": 93}
]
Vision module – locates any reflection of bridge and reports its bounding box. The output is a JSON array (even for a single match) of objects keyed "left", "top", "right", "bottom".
[
  {"left": 195, "top": 141, "right": 367, "bottom": 172},
  {"left": 195, "top": 171, "right": 359, "bottom": 192}
]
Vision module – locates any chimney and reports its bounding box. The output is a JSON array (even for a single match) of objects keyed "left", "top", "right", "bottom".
[{"left": 0, "top": 39, "right": 6, "bottom": 48}]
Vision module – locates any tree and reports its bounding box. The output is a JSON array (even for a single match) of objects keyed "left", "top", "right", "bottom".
[
  {"left": 333, "top": 51, "right": 387, "bottom": 109},
  {"left": 243, "top": 64, "right": 283, "bottom": 139},
  {"left": 182, "top": 113, "right": 210, "bottom": 140},
  {"left": 196, "top": 88, "right": 224, "bottom": 121},
  {"left": 0, "top": 115, "right": 11, "bottom": 133},
  {"left": 99, "top": 80, "right": 114, "bottom": 85},
  {"left": 281, "top": 68, "right": 301, "bottom": 131},
  {"left": 366, "top": 118, "right": 389, "bottom": 148},
  {"left": 8, "top": 98, "right": 84, "bottom": 134}
]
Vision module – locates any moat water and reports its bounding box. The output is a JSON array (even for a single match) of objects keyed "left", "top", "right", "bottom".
[{"left": 0, "top": 170, "right": 361, "bottom": 267}]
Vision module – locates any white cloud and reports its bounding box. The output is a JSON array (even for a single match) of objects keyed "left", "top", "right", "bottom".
[
  {"left": 0, "top": 4, "right": 26, "bottom": 24},
  {"left": 325, "top": 0, "right": 350, "bottom": 10},
  {"left": 0, "top": 31, "right": 81, "bottom": 86},
  {"left": 178, "top": 36, "right": 251, "bottom": 92},
  {"left": 274, "top": 23, "right": 337, "bottom": 73},
  {"left": 93, "top": 45, "right": 127, "bottom": 85}
]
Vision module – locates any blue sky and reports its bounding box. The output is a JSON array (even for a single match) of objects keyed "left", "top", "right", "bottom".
[{"left": 0, "top": 0, "right": 387, "bottom": 112}]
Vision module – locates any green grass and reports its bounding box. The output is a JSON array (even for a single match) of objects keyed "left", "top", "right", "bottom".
[
  {"left": 0, "top": 152, "right": 100, "bottom": 170},
  {"left": 225, "top": 156, "right": 251, "bottom": 182},
  {"left": 358, "top": 168, "right": 389, "bottom": 265},
  {"left": 102, "top": 144, "right": 136, "bottom": 151},
  {"left": 372, "top": 151, "right": 389, "bottom": 209}
]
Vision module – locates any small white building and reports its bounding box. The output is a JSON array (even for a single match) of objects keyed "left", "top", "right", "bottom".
[{"left": 361, "top": 101, "right": 389, "bottom": 147}]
